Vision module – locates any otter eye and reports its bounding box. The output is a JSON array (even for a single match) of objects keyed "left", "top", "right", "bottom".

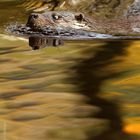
[{"left": 52, "top": 14, "right": 61, "bottom": 20}]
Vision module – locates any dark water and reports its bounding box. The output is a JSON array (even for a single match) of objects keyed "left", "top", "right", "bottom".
[{"left": 0, "top": 1, "right": 139, "bottom": 140}]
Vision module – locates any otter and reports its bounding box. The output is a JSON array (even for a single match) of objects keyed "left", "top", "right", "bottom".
[
  {"left": 26, "top": 11, "right": 140, "bottom": 36},
  {"left": 26, "top": 11, "right": 95, "bottom": 31},
  {"left": 9, "top": 11, "right": 113, "bottom": 39}
]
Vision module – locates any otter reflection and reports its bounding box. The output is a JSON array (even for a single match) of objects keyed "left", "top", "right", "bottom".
[{"left": 29, "top": 36, "right": 63, "bottom": 50}]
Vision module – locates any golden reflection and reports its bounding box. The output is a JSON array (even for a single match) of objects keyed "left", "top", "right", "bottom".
[{"left": 0, "top": 34, "right": 140, "bottom": 140}]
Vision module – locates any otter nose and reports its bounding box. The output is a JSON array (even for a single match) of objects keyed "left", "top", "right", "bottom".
[
  {"left": 31, "top": 14, "right": 39, "bottom": 19},
  {"left": 26, "top": 13, "right": 39, "bottom": 27}
]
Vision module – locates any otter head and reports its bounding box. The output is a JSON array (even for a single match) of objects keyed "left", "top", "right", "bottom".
[{"left": 26, "top": 11, "right": 93, "bottom": 31}]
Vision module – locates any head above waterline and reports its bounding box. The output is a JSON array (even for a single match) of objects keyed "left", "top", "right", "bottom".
[{"left": 26, "top": 11, "right": 93, "bottom": 31}]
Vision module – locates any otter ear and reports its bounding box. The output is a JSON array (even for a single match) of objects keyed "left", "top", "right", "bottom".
[{"left": 75, "top": 13, "right": 84, "bottom": 21}]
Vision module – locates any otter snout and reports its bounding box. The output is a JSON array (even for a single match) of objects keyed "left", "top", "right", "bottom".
[
  {"left": 26, "top": 13, "right": 49, "bottom": 29},
  {"left": 26, "top": 13, "right": 39, "bottom": 28}
]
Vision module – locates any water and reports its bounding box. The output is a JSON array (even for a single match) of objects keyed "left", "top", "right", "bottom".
[{"left": 0, "top": 1, "right": 139, "bottom": 140}]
